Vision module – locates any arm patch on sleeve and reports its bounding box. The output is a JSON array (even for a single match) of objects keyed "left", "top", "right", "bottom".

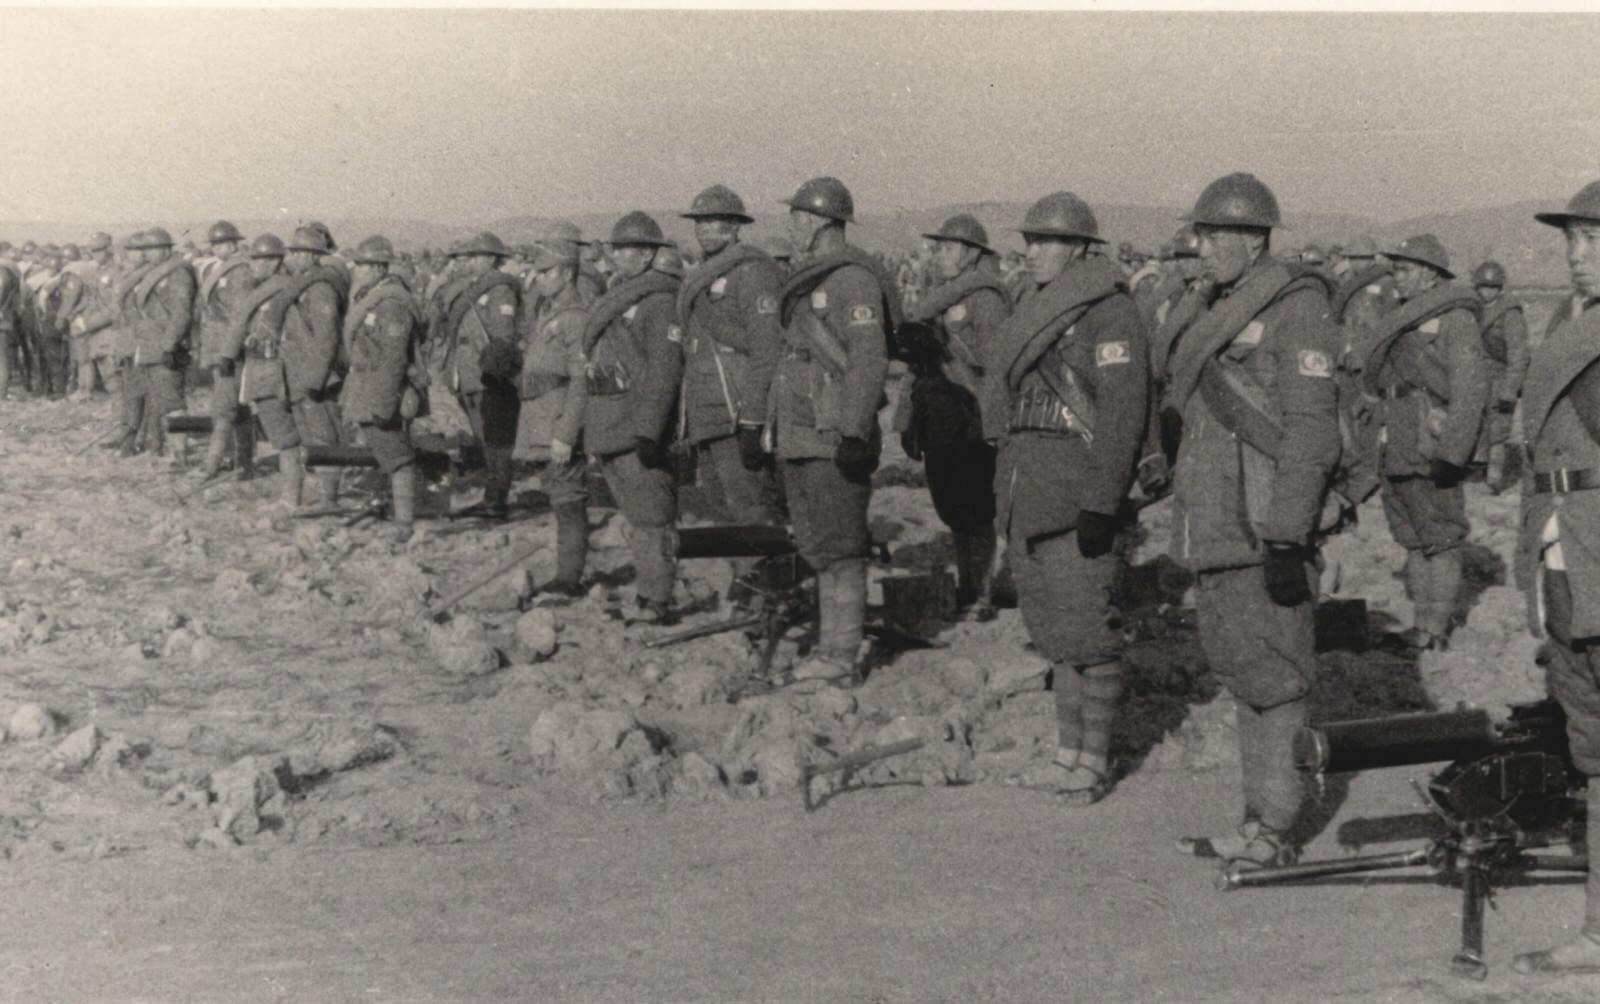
[
  {"left": 498, "top": 304, "right": 515, "bottom": 316},
  {"left": 1297, "top": 349, "right": 1333, "bottom": 378},
  {"left": 756, "top": 294, "right": 778, "bottom": 315},
  {"left": 848, "top": 304, "right": 878, "bottom": 326},
  {"left": 666, "top": 324, "right": 684, "bottom": 344},
  {"left": 1095, "top": 341, "right": 1131, "bottom": 367}
]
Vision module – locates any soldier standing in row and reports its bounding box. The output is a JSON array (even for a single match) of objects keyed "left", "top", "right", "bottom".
[
  {"left": 1359, "top": 235, "right": 1486, "bottom": 652},
  {"left": 676, "top": 185, "right": 785, "bottom": 551},
  {"left": 0, "top": 250, "right": 19, "bottom": 398},
  {"left": 343, "top": 236, "right": 426, "bottom": 543},
  {"left": 55, "top": 259, "right": 106, "bottom": 402},
  {"left": 986, "top": 193, "right": 1148, "bottom": 801},
  {"left": 896, "top": 213, "right": 1011, "bottom": 619},
  {"left": 1164, "top": 174, "right": 1343, "bottom": 868},
  {"left": 126, "top": 228, "right": 196, "bottom": 458},
  {"left": 1470, "top": 260, "right": 1529, "bottom": 493},
  {"left": 1510, "top": 180, "right": 1600, "bottom": 977},
  {"left": 71, "top": 233, "right": 121, "bottom": 400},
  {"left": 195, "top": 221, "right": 258, "bottom": 480},
  {"left": 581, "top": 212, "right": 683, "bottom": 624},
  {"left": 439, "top": 233, "right": 522, "bottom": 519},
  {"left": 772, "top": 177, "right": 895, "bottom": 683}
]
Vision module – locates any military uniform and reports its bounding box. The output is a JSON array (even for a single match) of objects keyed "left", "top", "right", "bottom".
[
  {"left": 440, "top": 257, "right": 522, "bottom": 511},
  {"left": 0, "top": 259, "right": 19, "bottom": 396},
  {"left": 988, "top": 250, "right": 1148, "bottom": 786},
  {"left": 127, "top": 243, "right": 196, "bottom": 453},
  {"left": 581, "top": 268, "right": 683, "bottom": 607},
  {"left": 1165, "top": 216, "right": 1343, "bottom": 848},
  {"left": 899, "top": 258, "right": 1011, "bottom": 607},
  {"left": 196, "top": 250, "right": 259, "bottom": 475},
  {"left": 1361, "top": 277, "right": 1485, "bottom": 642},
  {"left": 677, "top": 242, "right": 785, "bottom": 526},
  {"left": 1332, "top": 262, "right": 1401, "bottom": 504},
  {"left": 1477, "top": 295, "right": 1530, "bottom": 475},
  {"left": 343, "top": 272, "right": 422, "bottom": 473}
]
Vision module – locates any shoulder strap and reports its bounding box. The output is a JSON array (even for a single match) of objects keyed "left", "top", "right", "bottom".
[{"left": 675, "top": 243, "right": 768, "bottom": 323}]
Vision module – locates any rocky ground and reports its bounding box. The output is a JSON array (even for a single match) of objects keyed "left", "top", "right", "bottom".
[{"left": 0, "top": 377, "right": 1593, "bottom": 1003}]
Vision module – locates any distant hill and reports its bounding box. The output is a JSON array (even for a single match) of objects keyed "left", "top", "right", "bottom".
[{"left": 1, "top": 197, "right": 1572, "bottom": 285}]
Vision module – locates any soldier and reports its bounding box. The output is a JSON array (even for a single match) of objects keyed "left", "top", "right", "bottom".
[
  {"left": 1144, "top": 225, "right": 1204, "bottom": 336},
  {"left": 343, "top": 236, "right": 427, "bottom": 542},
  {"left": 515, "top": 241, "right": 593, "bottom": 598},
  {"left": 102, "top": 233, "right": 152, "bottom": 452},
  {"left": 771, "top": 177, "right": 896, "bottom": 682},
  {"left": 581, "top": 211, "right": 683, "bottom": 623},
  {"left": 1360, "top": 234, "right": 1486, "bottom": 652},
  {"left": 1470, "top": 261, "right": 1529, "bottom": 492},
  {"left": 54, "top": 258, "right": 109, "bottom": 401},
  {"left": 535, "top": 221, "right": 605, "bottom": 304},
  {"left": 980, "top": 193, "right": 1147, "bottom": 801},
  {"left": 0, "top": 248, "right": 19, "bottom": 398},
  {"left": 438, "top": 232, "right": 522, "bottom": 518},
  {"left": 74, "top": 232, "right": 121, "bottom": 399},
  {"left": 1332, "top": 235, "right": 1402, "bottom": 505},
  {"left": 676, "top": 185, "right": 786, "bottom": 555},
  {"left": 227, "top": 228, "right": 348, "bottom": 509},
  {"left": 1162, "top": 174, "right": 1343, "bottom": 867},
  {"left": 125, "top": 228, "right": 196, "bottom": 457},
  {"left": 25, "top": 252, "right": 68, "bottom": 398},
  {"left": 761, "top": 237, "right": 796, "bottom": 273},
  {"left": 894, "top": 213, "right": 1011, "bottom": 619},
  {"left": 194, "top": 221, "right": 258, "bottom": 479},
  {"left": 1510, "top": 178, "right": 1600, "bottom": 977}
]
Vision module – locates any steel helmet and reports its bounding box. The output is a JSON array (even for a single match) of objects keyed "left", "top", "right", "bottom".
[
  {"left": 783, "top": 177, "right": 855, "bottom": 224},
  {"left": 207, "top": 220, "right": 244, "bottom": 245},
  {"left": 682, "top": 184, "right": 754, "bottom": 223},
  {"left": 249, "top": 233, "right": 287, "bottom": 259},
  {"left": 1172, "top": 225, "right": 1202, "bottom": 258},
  {"left": 62, "top": 244, "right": 82, "bottom": 261},
  {"left": 608, "top": 211, "right": 670, "bottom": 248},
  {"left": 1388, "top": 234, "right": 1454, "bottom": 279},
  {"left": 305, "top": 221, "right": 337, "bottom": 253},
  {"left": 1472, "top": 261, "right": 1507, "bottom": 287},
  {"left": 922, "top": 213, "right": 993, "bottom": 254},
  {"left": 1188, "top": 172, "right": 1281, "bottom": 229},
  {"left": 540, "top": 220, "right": 587, "bottom": 247},
  {"left": 136, "top": 227, "right": 176, "bottom": 250},
  {"left": 1018, "top": 192, "right": 1104, "bottom": 244},
  {"left": 449, "top": 231, "right": 510, "bottom": 258},
  {"left": 287, "top": 226, "right": 334, "bottom": 256},
  {"left": 20, "top": 241, "right": 36, "bottom": 255},
  {"left": 1536, "top": 180, "right": 1600, "bottom": 229},
  {"left": 87, "top": 232, "right": 113, "bottom": 254},
  {"left": 352, "top": 235, "right": 397, "bottom": 265},
  {"left": 1300, "top": 245, "right": 1326, "bottom": 264},
  {"left": 653, "top": 245, "right": 685, "bottom": 277}
]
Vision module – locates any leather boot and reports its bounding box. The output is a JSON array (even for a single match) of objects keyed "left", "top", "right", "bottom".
[
  {"left": 484, "top": 445, "right": 512, "bottom": 518},
  {"left": 234, "top": 419, "right": 256, "bottom": 481},
  {"left": 952, "top": 532, "right": 975, "bottom": 608},
  {"left": 390, "top": 467, "right": 415, "bottom": 543},
  {"left": 793, "top": 560, "right": 866, "bottom": 684},
  {"left": 548, "top": 501, "right": 590, "bottom": 596}
]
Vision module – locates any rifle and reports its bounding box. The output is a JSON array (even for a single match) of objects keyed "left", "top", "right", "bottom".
[
  {"left": 1222, "top": 699, "right": 1585, "bottom": 980},
  {"left": 300, "top": 443, "right": 453, "bottom": 482}
]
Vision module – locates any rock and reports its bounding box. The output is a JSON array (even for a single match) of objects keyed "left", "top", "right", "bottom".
[
  {"left": 426, "top": 618, "right": 501, "bottom": 678},
  {"left": 207, "top": 755, "right": 290, "bottom": 841},
  {"left": 0, "top": 619, "right": 23, "bottom": 654},
  {"left": 638, "top": 661, "right": 665, "bottom": 685},
  {"left": 515, "top": 608, "right": 559, "bottom": 659},
  {"left": 53, "top": 725, "right": 101, "bottom": 769},
  {"left": 984, "top": 651, "right": 1049, "bottom": 697},
  {"left": 9, "top": 703, "right": 57, "bottom": 741},
  {"left": 215, "top": 567, "right": 255, "bottom": 595},
  {"left": 147, "top": 606, "right": 185, "bottom": 631},
  {"left": 663, "top": 666, "right": 725, "bottom": 708},
  {"left": 938, "top": 657, "right": 987, "bottom": 698},
  {"left": 668, "top": 752, "right": 726, "bottom": 799},
  {"left": 188, "top": 636, "right": 221, "bottom": 666},
  {"left": 162, "top": 628, "right": 196, "bottom": 659},
  {"left": 1143, "top": 695, "right": 1240, "bottom": 772},
  {"left": 527, "top": 705, "right": 652, "bottom": 770}
]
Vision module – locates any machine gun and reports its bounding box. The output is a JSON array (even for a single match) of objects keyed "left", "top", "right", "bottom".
[{"left": 1221, "top": 699, "right": 1586, "bottom": 980}]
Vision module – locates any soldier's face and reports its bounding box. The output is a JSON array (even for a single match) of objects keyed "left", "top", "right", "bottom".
[
  {"left": 352, "top": 263, "right": 383, "bottom": 289},
  {"left": 533, "top": 263, "right": 570, "bottom": 300},
  {"left": 1196, "top": 225, "right": 1262, "bottom": 286},
  {"left": 285, "top": 250, "right": 314, "bottom": 274},
  {"left": 788, "top": 210, "right": 825, "bottom": 253},
  {"left": 610, "top": 245, "right": 653, "bottom": 280},
  {"left": 933, "top": 240, "right": 977, "bottom": 281},
  {"left": 1176, "top": 256, "right": 1202, "bottom": 281},
  {"left": 249, "top": 257, "right": 280, "bottom": 281},
  {"left": 1475, "top": 284, "right": 1502, "bottom": 304},
  {"left": 694, "top": 219, "right": 738, "bottom": 258},
  {"left": 1564, "top": 223, "right": 1600, "bottom": 297},
  {"left": 211, "top": 241, "right": 239, "bottom": 258},
  {"left": 1023, "top": 236, "right": 1081, "bottom": 286},
  {"left": 460, "top": 254, "right": 497, "bottom": 277},
  {"left": 1391, "top": 260, "right": 1438, "bottom": 300}
]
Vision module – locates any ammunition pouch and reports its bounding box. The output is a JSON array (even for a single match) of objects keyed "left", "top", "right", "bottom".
[
  {"left": 1009, "top": 385, "right": 1093, "bottom": 441},
  {"left": 586, "top": 361, "right": 631, "bottom": 396}
]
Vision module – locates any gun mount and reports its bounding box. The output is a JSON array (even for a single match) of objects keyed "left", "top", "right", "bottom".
[{"left": 1223, "top": 699, "right": 1586, "bottom": 980}]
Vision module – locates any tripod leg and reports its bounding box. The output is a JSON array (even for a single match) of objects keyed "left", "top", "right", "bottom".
[{"left": 1451, "top": 861, "right": 1489, "bottom": 981}]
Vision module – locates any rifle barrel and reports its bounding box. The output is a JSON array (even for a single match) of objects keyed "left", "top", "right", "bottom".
[
  {"left": 1295, "top": 708, "right": 1497, "bottom": 774},
  {"left": 676, "top": 524, "right": 795, "bottom": 559},
  {"left": 164, "top": 415, "right": 213, "bottom": 435}
]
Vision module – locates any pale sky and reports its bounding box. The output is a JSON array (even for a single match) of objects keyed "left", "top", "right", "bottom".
[{"left": 2, "top": 9, "right": 1598, "bottom": 226}]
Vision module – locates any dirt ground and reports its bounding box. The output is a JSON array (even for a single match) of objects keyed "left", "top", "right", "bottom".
[{"left": 1, "top": 383, "right": 1596, "bottom": 1004}]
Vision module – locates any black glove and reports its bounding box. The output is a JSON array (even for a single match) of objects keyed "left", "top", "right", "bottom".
[
  {"left": 737, "top": 425, "right": 767, "bottom": 471},
  {"left": 1076, "top": 509, "right": 1120, "bottom": 559},
  {"left": 216, "top": 357, "right": 236, "bottom": 378},
  {"left": 1495, "top": 399, "right": 1517, "bottom": 415},
  {"left": 1262, "top": 541, "right": 1314, "bottom": 608},
  {"left": 1136, "top": 454, "right": 1171, "bottom": 499},
  {"left": 1158, "top": 406, "right": 1184, "bottom": 465},
  {"left": 834, "top": 436, "right": 878, "bottom": 477},
  {"left": 1430, "top": 458, "right": 1469, "bottom": 487},
  {"left": 899, "top": 428, "right": 923, "bottom": 462},
  {"left": 634, "top": 436, "right": 665, "bottom": 470},
  {"left": 160, "top": 350, "right": 178, "bottom": 370}
]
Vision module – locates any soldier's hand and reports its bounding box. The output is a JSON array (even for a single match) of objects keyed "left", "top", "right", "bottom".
[
  {"left": 1429, "top": 458, "right": 1469, "bottom": 487},
  {"left": 1075, "top": 509, "right": 1119, "bottom": 559},
  {"left": 1137, "top": 454, "right": 1170, "bottom": 498},
  {"left": 1262, "top": 541, "right": 1314, "bottom": 608},
  {"left": 737, "top": 425, "right": 767, "bottom": 471},
  {"left": 834, "top": 436, "right": 878, "bottom": 478},
  {"left": 549, "top": 438, "right": 573, "bottom": 466},
  {"left": 634, "top": 436, "right": 665, "bottom": 470},
  {"left": 899, "top": 429, "right": 923, "bottom": 462},
  {"left": 216, "top": 357, "right": 236, "bottom": 378}
]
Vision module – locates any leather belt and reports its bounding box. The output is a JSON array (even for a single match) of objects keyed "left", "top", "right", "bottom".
[
  {"left": 1533, "top": 468, "right": 1600, "bottom": 495},
  {"left": 1379, "top": 385, "right": 1413, "bottom": 400}
]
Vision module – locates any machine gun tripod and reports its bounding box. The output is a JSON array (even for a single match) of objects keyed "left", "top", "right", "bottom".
[{"left": 1218, "top": 700, "right": 1587, "bottom": 980}]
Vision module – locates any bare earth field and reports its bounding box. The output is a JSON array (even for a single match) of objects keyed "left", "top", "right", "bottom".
[{"left": 0, "top": 385, "right": 1597, "bottom": 1004}]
